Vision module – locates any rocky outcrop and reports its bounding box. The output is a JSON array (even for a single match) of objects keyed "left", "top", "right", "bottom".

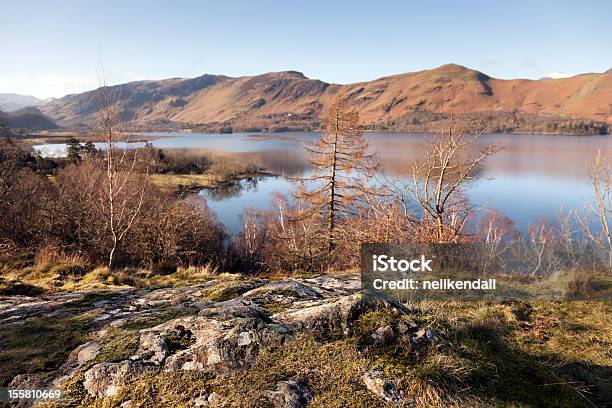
[
  {"left": 5, "top": 275, "right": 438, "bottom": 406},
  {"left": 361, "top": 371, "right": 409, "bottom": 406},
  {"left": 273, "top": 293, "right": 407, "bottom": 335},
  {"left": 83, "top": 360, "right": 152, "bottom": 398},
  {"left": 265, "top": 377, "right": 312, "bottom": 408}
]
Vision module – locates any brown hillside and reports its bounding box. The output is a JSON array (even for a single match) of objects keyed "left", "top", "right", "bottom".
[{"left": 40, "top": 64, "right": 612, "bottom": 131}]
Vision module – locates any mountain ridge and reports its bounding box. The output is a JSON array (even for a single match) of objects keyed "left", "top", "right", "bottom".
[
  {"left": 0, "top": 93, "right": 42, "bottom": 112},
  {"left": 38, "top": 64, "right": 612, "bottom": 132}
]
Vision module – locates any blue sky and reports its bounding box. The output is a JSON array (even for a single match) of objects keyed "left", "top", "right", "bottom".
[{"left": 1, "top": 0, "right": 611, "bottom": 98}]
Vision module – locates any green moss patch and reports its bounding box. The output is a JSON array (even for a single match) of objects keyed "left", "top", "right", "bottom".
[
  {"left": 0, "top": 314, "right": 94, "bottom": 386},
  {"left": 200, "top": 281, "right": 261, "bottom": 302}
]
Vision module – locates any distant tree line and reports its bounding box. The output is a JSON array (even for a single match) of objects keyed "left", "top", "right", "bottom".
[{"left": 372, "top": 110, "right": 609, "bottom": 135}]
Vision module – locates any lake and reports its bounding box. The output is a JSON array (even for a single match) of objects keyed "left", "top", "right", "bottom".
[{"left": 34, "top": 131, "right": 612, "bottom": 235}]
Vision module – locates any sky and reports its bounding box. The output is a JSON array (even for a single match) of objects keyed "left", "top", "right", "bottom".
[{"left": 1, "top": 0, "right": 611, "bottom": 99}]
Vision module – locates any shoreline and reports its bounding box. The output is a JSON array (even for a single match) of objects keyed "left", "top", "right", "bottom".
[
  {"left": 151, "top": 170, "right": 280, "bottom": 194},
  {"left": 15, "top": 128, "right": 612, "bottom": 145}
]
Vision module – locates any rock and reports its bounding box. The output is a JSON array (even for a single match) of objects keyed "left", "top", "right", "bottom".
[
  {"left": 120, "top": 400, "right": 132, "bottom": 408},
  {"left": 207, "top": 392, "right": 223, "bottom": 407},
  {"left": 207, "top": 352, "right": 221, "bottom": 365},
  {"left": 303, "top": 275, "right": 361, "bottom": 293},
  {"left": 2, "top": 277, "right": 426, "bottom": 403},
  {"left": 273, "top": 293, "right": 409, "bottom": 335},
  {"left": 131, "top": 332, "right": 169, "bottom": 365},
  {"left": 122, "top": 315, "right": 285, "bottom": 374},
  {"left": 194, "top": 392, "right": 224, "bottom": 407},
  {"left": 83, "top": 360, "right": 150, "bottom": 398},
  {"left": 243, "top": 280, "right": 322, "bottom": 301},
  {"left": 411, "top": 328, "right": 449, "bottom": 351},
  {"left": 77, "top": 341, "right": 102, "bottom": 365},
  {"left": 9, "top": 372, "right": 51, "bottom": 392},
  {"left": 192, "top": 301, "right": 216, "bottom": 309},
  {"left": 396, "top": 320, "right": 418, "bottom": 336},
  {"left": 361, "top": 371, "right": 406, "bottom": 406},
  {"left": 194, "top": 395, "right": 209, "bottom": 407},
  {"left": 197, "top": 298, "right": 269, "bottom": 320},
  {"left": 237, "top": 331, "right": 252, "bottom": 346},
  {"left": 166, "top": 317, "right": 284, "bottom": 373},
  {"left": 372, "top": 325, "right": 395, "bottom": 346},
  {"left": 358, "top": 325, "right": 396, "bottom": 353},
  {"left": 265, "top": 377, "right": 312, "bottom": 408}
]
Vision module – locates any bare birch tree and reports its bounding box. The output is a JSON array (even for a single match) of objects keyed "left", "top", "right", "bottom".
[
  {"left": 97, "top": 76, "right": 151, "bottom": 269},
  {"left": 295, "top": 98, "right": 378, "bottom": 253},
  {"left": 406, "top": 120, "right": 502, "bottom": 243},
  {"left": 584, "top": 148, "right": 611, "bottom": 268}
]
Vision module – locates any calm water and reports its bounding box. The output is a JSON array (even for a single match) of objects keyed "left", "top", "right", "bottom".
[{"left": 34, "top": 131, "right": 612, "bottom": 234}]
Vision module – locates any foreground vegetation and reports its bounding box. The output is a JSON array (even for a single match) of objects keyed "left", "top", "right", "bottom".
[{"left": 0, "top": 267, "right": 609, "bottom": 407}]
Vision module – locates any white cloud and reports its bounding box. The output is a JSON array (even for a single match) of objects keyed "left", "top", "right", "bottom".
[{"left": 543, "top": 72, "right": 575, "bottom": 79}]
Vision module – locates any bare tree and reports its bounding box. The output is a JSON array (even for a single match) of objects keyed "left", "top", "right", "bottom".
[
  {"left": 97, "top": 76, "right": 151, "bottom": 269},
  {"left": 295, "top": 98, "right": 378, "bottom": 253},
  {"left": 583, "top": 148, "right": 611, "bottom": 268},
  {"left": 230, "top": 208, "right": 269, "bottom": 272},
  {"left": 267, "top": 193, "right": 329, "bottom": 272},
  {"left": 406, "top": 120, "right": 502, "bottom": 243}
]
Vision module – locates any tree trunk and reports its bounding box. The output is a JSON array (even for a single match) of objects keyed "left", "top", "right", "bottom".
[
  {"left": 108, "top": 240, "right": 117, "bottom": 269},
  {"left": 327, "top": 111, "right": 340, "bottom": 253}
]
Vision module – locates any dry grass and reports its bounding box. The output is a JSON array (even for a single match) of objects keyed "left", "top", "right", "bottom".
[
  {"left": 3, "top": 284, "right": 612, "bottom": 408},
  {"left": 150, "top": 173, "right": 221, "bottom": 192},
  {"left": 37, "top": 299, "right": 610, "bottom": 408},
  {"left": 0, "top": 247, "right": 224, "bottom": 294}
]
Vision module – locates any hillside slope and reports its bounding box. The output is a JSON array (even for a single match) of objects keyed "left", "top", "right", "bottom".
[
  {"left": 6, "top": 106, "right": 58, "bottom": 130},
  {"left": 40, "top": 64, "right": 612, "bottom": 132}
]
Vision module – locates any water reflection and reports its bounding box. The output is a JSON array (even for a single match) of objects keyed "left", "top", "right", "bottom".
[
  {"left": 34, "top": 131, "right": 612, "bottom": 234},
  {"left": 205, "top": 177, "right": 265, "bottom": 201}
]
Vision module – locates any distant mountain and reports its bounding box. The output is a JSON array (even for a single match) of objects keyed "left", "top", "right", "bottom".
[
  {"left": 0, "top": 93, "right": 41, "bottom": 112},
  {"left": 40, "top": 64, "right": 612, "bottom": 132},
  {"left": 6, "top": 106, "right": 58, "bottom": 130}
]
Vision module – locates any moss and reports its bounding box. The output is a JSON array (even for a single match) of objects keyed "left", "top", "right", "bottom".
[
  {"left": 0, "top": 314, "right": 94, "bottom": 386},
  {"left": 94, "top": 328, "right": 140, "bottom": 364},
  {"left": 256, "top": 300, "right": 294, "bottom": 314},
  {"left": 93, "top": 308, "right": 200, "bottom": 365},
  {"left": 200, "top": 281, "right": 260, "bottom": 302},
  {"left": 165, "top": 330, "right": 196, "bottom": 354}
]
